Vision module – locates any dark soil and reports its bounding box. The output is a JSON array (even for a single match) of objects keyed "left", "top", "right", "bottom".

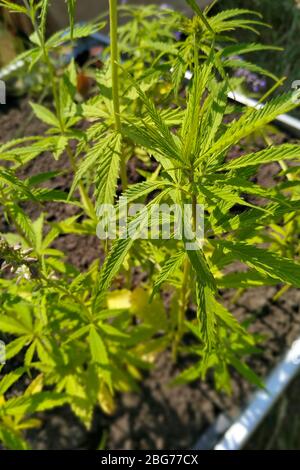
[{"left": 1, "top": 99, "right": 300, "bottom": 450}]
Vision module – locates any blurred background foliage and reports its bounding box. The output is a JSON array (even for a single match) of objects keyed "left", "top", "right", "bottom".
[
  {"left": 219, "top": 0, "right": 300, "bottom": 93},
  {"left": 1, "top": 0, "right": 300, "bottom": 90}
]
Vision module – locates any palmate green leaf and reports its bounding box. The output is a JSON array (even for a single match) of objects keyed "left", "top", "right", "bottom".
[
  {"left": 205, "top": 176, "right": 292, "bottom": 209},
  {"left": 46, "top": 21, "right": 106, "bottom": 50},
  {"left": 208, "top": 10, "right": 267, "bottom": 35},
  {"left": 95, "top": 132, "right": 121, "bottom": 208},
  {"left": 65, "top": 373, "right": 95, "bottom": 428},
  {"left": 118, "top": 180, "right": 172, "bottom": 208},
  {"left": 0, "top": 368, "right": 25, "bottom": 396},
  {"left": 137, "top": 39, "right": 178, "bottom": 57},
  {"left": 122, "top": 122, "right": 184, "bottom": 178},
  {"left": 52, "top": 136, "right": 69, "bottom": 161},
  {"left": 215, "top": 301, "right": 246, "bottom": 336},
  {"left": 223, "top": 58, "right": 279, "bottom": 82},
  {"left": 59, "top": 61, "right": 78, "bottom": 118},
  {"left": 69, "top": 131, "right": 107, "bottom": 197},
  {"left": 198, "top": 80, "right": 228, "bottom": 155},
  {"left": 94, "top": 189, "right": 172, "bottom": 307},
  {"left": 5, "top": 337, "right": 29, "bottom": 361},
  {"left": 1, "top": 136, "right": 69, "bottom": 166},
  {"left": 220, "top": 42, "right": 282, "bottom": 59},
  {"left": 0, "top": 136, "right": 41, "bottom": 156},
  {"left": 196, "top": 282, "right": 217, "bottom": 351},
  {"left": 31, "top": 213, "right": 44, "bottom": 253},
  {"left": 0, "top": 0, "right": 27, "bottom": 13},
  {"left": 39, "top": 0, "right": 50, "bottom": 39},
  {"left": 201, "top": 182, "right": 268, "bottom": 213},
  {"left": 181, "top": 61, "right": 214, "bottom": 162},
  {"left": 174, "top": 313, "right": 258, "bottom": 389},
  {"left": 223, "top": 144, "right": 300, "bottom": 170},
  {"left": 100, "top": 323, "right": 129, "bottom": 340},
  {"left": 228, "top": 354, "right": 264, "bottom": 389},
  {"left": 94, "top": 238, "right": 134, "bottom": 309},
  {"left": 196, "top": 289, "right": 251, "bottom": 359},
  {"left": 211, "top": 176, "right": 280, "bottom": 200},
  {"left": 122, "top": 123, "right": 176, "bottom": 165},
  {"left": 89, "top": 326, "right": 109, "bottom": 365},
  {"left": 141, "top": 107, "right": 184, "bottom": 128},
  {"left": 122, "top": 71, "right": 182, "bottom": 164},
  {"left": 196, "top": 92, "right": 297, "bottom": 167},
  {"left": 0, "top": 170, "right": 37, "bottom": 201},
  {"left": 217, "top": 270, "right": 278, "bottom": 289},
  {"left": 65, "top": 325, "right": 90, "bottom": 344},
  {"left": 0, "top": 315, "right": 31, "bottom": 336},
  {"left": 66, "top": 0, "right": 77, "bottom": 39},
  {"left": 224, "top": 18, "right": 268, "bottom": 33},
  {"left": 31, "top": 188, "right": 71, "bottom": 203},
  {"left": 171, "top": 362, "right": 202, "bottom": 385},
  {"left": 172, "top": 53, "right": 186, "bottom": 96},
  {"left": 30, "top": 103, "right": 60, "bottom": 128},
  {"left": 2, "top": 393, "right": 68, "bottom": 417},
  {"left": 187, "top": 249, "right": 218, "bottom": 351},
  {"left": 213, "top": 200, "right": 300, "bottom": 235},
  {"left": 151, "top": 250, "right": 186, "bottom": 299},
  {"left": 4, "top": 202, "right": 36, "bottom": 244},
  {"left": 209, "top": 197, "right": 235, "bottom": 232},
  {"left": 125, "top": 69, "right": 161, "bottom": 101},
  {"left": 185, "top": 0, "right": 214, "bottom": 33},
  {"left": 216, "top": 240, "right": 300, "bottom": 287},
  {"left": 26, "top": 171, "right": 62, "bottom": 187},
  {"left": 209, "top": 8, "right": 262, "bottom": 24},
  {"left": 187, "top": 249, "right": 216, "bottom": 291},
  {"left": 0, "top": 425, "right": 29, "bottom": 450},
  {"left": 205, "top": 175, "right": 270, "bottom": 203}
]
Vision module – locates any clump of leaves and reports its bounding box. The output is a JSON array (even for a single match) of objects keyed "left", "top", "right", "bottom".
[{"left": 0, "top": 0, "right": 300, "bottom": 450}]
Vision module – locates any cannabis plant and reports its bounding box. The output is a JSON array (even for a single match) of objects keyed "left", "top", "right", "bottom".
[{"left": 0, "top": 0, "right": 300, "bottom": 450}]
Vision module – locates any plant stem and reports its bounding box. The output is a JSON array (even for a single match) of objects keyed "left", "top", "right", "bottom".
[
  {"left": 172, "top": 184, "right": 198, "bottom": 359},
  {"left": 273, "top": 284, "right": 291, "bottom": 302},
  {"left": 23, "top": 1, "right": 96, "bottom": 220},
  {"left": 109, "top": 0, "right": 128, "bottom": 190},
  {"left": 109, "top": 0, "right": 121, "bottom": 132},
  {"left": 172, "top": 256, "right": 190, "bottom": 360}
]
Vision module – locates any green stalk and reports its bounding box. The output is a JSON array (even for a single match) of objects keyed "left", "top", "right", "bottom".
[
  {"left": 23, "top": 0, "right": 63, "bottom": 128},
  {"left": 172, "top": 184, "right": 198, "bottom": 359},
  {"left": 109, "top": 0, "right": 128, "bottom": 190},
  {"left": 172, "top": 256, "right": 190, "bottom": 360},
  {"left": 23, "top": 0, "right": 96, "bottom": 220}
]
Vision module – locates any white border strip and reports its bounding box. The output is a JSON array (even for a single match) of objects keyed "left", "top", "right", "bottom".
[{"left": 214, "top": 339, "right": 300, "bottom": 450}]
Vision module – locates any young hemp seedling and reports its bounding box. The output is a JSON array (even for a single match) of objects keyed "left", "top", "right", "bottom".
[{"left": 0, "top": 0, "right": 300, "bottom": 449}]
